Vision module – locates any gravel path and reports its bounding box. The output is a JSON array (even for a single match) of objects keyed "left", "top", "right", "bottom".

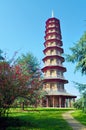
[{"left": 62, "top": 111, "right": 86, "bottom": 130}]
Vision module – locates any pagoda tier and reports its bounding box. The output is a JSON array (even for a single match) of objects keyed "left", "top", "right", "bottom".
[
  {"left": 42, "top": 16, "right": 76, "bottom": 107},
  {"left": 45, "top": 27, "right": 61, "bottom": 34},
  {"left": 43, "top": 78, "right": 68, "bottom": 84},
  {"left": 42, "top": 65, "right": 67, "bottom": 72},
  {"left": 43, "top": 46, "right": 63, "bottom": 53},
  {"left": 44, "top": 39, "right": 63, "bottom": 47},
  {"left": 42, "top": 55, "right": 65, "bottom": 62},
  {"left": 44, "top": 33, "right": 62, "bottom": 40}
]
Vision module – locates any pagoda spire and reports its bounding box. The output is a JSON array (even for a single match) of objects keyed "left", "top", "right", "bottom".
[{"left": 51, "top": 10, "right": 54, "bottom": 17}]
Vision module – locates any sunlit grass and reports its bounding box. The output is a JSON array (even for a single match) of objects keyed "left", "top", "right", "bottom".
[
  {"left": 0, "top": 108, "right": 73, "bottom": 130},
  {"left": 72, "top": 110, "right": 86, "bottom": 126}
]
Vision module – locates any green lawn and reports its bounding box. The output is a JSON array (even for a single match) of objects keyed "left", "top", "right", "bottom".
[
  {"left": 72, "top": 110, "right": 86, "bottom": 126},
  {"left": 0, "top": 108, "right": 73, "bottom": 130}
]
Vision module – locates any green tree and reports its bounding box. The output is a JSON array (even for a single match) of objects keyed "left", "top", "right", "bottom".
[
  {"left": 65, "top": 32, "right": 86, "bottom": 111},
  {"left": 66, "top": 32, "right": 86, "bottom": 75},
  {"left": 0, "top": 49, "right": 4, "bottom": 60},
  {"left": 73, "top": 98, "right": 83, "bottom": 109},
  {"left": 16, "top": 52, "right": 43, "bottom": 108}
]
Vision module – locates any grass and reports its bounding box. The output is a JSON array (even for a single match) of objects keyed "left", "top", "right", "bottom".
[
  {"left": 0, "top": 108, "right": 73, "bottom": 130},
  {"left": 72, "top": 110, "right": 86, "bottom": 126}
]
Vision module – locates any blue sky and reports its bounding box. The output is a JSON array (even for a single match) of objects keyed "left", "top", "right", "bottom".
[{"left": 0, "top": 0, "right": 86, "bottom": 98}]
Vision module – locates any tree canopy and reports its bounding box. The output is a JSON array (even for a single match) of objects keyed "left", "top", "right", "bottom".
[
  {"left": 0, "top": 49, "right": 4, "bottom": 60},
  {"left": 16, "top": 52, "right": 43, "bottom": 107},
  {"left": 65, "top": 32, "right": 86, "bottom": 75},
  {"left": 65, "top": 32, "right": 86, "bottom": 96},
  {"left": 0, "top": 51, "right": 43, "bottom": 117},
  {"left": 65, "top": 32, "right": 86, "bottom": 111}
]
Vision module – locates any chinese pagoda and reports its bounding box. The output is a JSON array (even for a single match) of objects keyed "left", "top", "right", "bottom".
[{"left": 42, "top": 13, "right": 76, "bottom": 107}]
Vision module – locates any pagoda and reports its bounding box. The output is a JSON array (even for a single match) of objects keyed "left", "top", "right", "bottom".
[{"left": 42, "top": 13, "right": 76, "bottom": 107}]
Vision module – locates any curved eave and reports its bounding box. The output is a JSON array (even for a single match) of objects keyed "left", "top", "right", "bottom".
[
  {"left": 42, "top": 65, "right": 66, "bottom": 72},
  {"left": 42, "top": 55, "right": 65, "bottom": 62},
  {"left": 42, "top": 78, "right": 68, "bottom": 84},
  {"left": 44, "top": 32, "right": 61, "bottom": 39},
  {"left": 45, "top": 27, "right": 60, "bottom": 34},
  {"left": 44, "top": 34, "right": 62, "bottom": 41},
  {"left": 43, "top": 46, "right": 63, "bottom": 54},
  {"left": 44, "top": 39, "right": 63, "bottom": 47},
  {"left": 46, "top": 93, "right": 77, "bottom": 98},
  {"left": 46, "top": 18, "right": 60, "bottom": 25}
]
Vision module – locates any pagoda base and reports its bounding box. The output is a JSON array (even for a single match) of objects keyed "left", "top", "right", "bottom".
[{"left": 42, "top": 91, "right": 76, "bottom": 108}]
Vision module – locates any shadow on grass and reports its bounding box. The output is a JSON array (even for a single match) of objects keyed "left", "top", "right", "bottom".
[
  {"left": 0, "top": 108, "right": 73, "bottom": 130},
  {"left": 0, "top": 117, "right": 32, "bottom": 130}
]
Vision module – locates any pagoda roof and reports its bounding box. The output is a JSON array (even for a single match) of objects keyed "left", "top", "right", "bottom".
[
  {"left": 44, "top": 32, "right": 62, "bottom": 39},
  {"left": 43, "top": 46, "right": 63, "bottom": 54},
  {"left": 45, "top": 90, "right": 76, "bottom": 98},
  {"left": 44, "top": 39, "right": 63, "bottom": 46},
  {"left": 45, "top": 26, "right": 60, "bottom": 33},
  {"left": 42, "top": 78, "right": 68, "bottom": 84},
  {"left": 42, "top": 65, "right": 66, "bottom": 72},
  {"left": 42, "top": 55, "right": 65, "bottom": 62},
  {"left": 46, "top": 17, "right": 60, "bottom": 24}
]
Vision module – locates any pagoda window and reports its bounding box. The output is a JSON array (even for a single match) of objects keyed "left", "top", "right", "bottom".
[
  {"left": 57, "top": 70, "right": 60, "bottom": 76},
  {"left": 56, "top": 42, "right": 58, "bottom": 46},
  {"left": 50, "top": 42, "right": 54, "bottom": 46},
  {"left": 53, "top": 29, "right": 55, "bottom": 32},
  {"left": 57, "top": 70, "right": 63, "bottom": 77},
  {"left": 50, "top": 29, "right": 55, "bottom": 32},
  {"left": 56, "top": 50, "right": 60, "bottom": 55},
  {"left": 50, "top": 70, "right": 54, "bottom": 77},
  {"left": 50, "top": 83, "right": 54, "bottom": 90},
  {"left": 57, "top": 70, "right": 62, "bottom": 76},
  {"left": 50, "top": 49, "right": 54, "bottom": 55},
  {"left": 58, "top": 83, "right": 64, "bottom": 91},
  {"left": 49, "top": 21, "right": 52, "bottom": 23},
  {"left": 50, "top": 35, "right": 53, "bottom": 38},
  {"left": 57, "top": 59, "right": 60, "bottom": 65},
  {"left": 50, "top": 58, "right": 54, "bottom": 65}
]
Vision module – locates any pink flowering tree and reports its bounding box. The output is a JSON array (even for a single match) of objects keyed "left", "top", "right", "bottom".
[{"left": 0, "top": 51, "right": 43, "bottom": 117}]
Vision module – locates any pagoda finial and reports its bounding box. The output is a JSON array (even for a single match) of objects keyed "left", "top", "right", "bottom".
[{"left": 52, "top": 10, "right": 54, "bottom": 17}]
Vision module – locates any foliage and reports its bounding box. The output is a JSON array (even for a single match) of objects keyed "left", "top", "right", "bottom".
[
  {"left": 0, "top": 61, "right": 30, "bottom": 117},
  {"left": 73, "top": 82, "right": 86, "bottom": 97},
  {"left": 73, "top": 83, "right": 86, "bottom": 112},
  {"left": 0, "top": 51, "right": 43, "bottom": 117},
  {"left": 16, "top": 52, "right": 44, "bottom": 107},
  {"left": 12, "top": 97, "right": 29, "bottom": 108},
  {"left": 73, "top": 98, "right": 83, "bottom": 109},
  {"left": 65, "top": 32, "right": 86, "bottom": 75},
  {"left": 0, "top": 49, "right": 4, "bottom": 60},
  {"left": 16, "top": 52, "right": 41, "bottom": 77},
  {"left": 65, "top": 32, "right": 86, "bottom": 111}
]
